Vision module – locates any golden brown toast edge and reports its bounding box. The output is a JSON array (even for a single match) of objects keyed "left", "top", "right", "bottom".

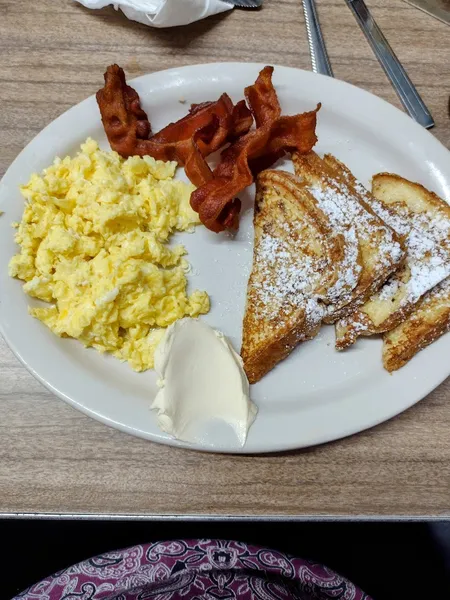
[
  {"left": 292, "top": 152, "right": 405, "bottom": 322},
  {"left": 336, "top": 172, "right": 450, "bottom": 349},
  {"left": 291, "top": 152, "right": 363, "bottom": 315},
  {"left": 321, "top": 155, "right": 406, "bottom": 316},
  {"left": 373, "top": 173, "right": 450, "bottom": 219},
  {"left": 241, "top": 170, "right": 343, "bottom": 383},
  {"left": 242, "top": 315, "right": 321, "bottom": 384},
  {"left": 383, "top": 278, "right": 450, "bottom": 372}
]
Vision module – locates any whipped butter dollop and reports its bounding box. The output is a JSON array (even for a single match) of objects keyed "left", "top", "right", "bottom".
[{"left": 152, "top": 318, "right": 257, "bottom": 446}]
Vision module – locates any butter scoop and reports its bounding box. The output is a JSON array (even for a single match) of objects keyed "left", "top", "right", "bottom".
[{"left": 152, "top": 318, "right": 257, "bottom": 446}]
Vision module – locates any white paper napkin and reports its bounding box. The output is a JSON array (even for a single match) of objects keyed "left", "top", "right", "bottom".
[{"left": 76, "top": 0, "right": 233, "bottom": 28}]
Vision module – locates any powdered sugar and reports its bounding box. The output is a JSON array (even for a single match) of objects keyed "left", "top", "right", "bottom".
[
  {"left": 350, "top": 318, "right": 368, "bottom": 333},
  {"left": 337, "top": 175, "right": 450, "bottom": 343},
  {"left": 404, "top": 275, "right": 450, "bottom": 327},
  {"left": 331, "top": 179, "right": 403, "bottom": 268},
  {"left": 306, "top": 173, "right": 403, "bottom": 314},
  {"left": 252, "top": 224, "right": 325, "bottom": 329},
  {"left": 378, "top": 277, "right": 400, "bottom": 301},
  {"left": 363, "top": 189, "right": 450, "bottom": 306},
  {"left": 308, "top": 185, "right": 361, "bottom": 309},
  {"left": 355, "top": 181, "right": 410, "bottom": 237},
  {"left": 420, "top": 275, "right": 450, "bottom": 306}
]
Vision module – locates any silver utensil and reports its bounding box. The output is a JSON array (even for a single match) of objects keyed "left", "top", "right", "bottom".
[
  {"left": 403, "top": 0, "right": 450, "bottom": 26},
  {"left": 346, "top": 0, "right": 434, "bottom": 129},
  {"left": 302, "top": 0, "right": 333, "bottom": 76},
  {"left": 224, "top": 0, "right": 263, "bottom": 8}
]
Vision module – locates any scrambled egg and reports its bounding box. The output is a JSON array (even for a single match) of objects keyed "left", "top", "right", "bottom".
[{"left": 9, "top": 138, "right": 209, "bottom": 371}]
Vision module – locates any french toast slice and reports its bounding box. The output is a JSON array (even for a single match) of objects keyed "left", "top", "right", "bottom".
[
  {"left": 241, "top": 170, "right": 345, "bottom": 384},
  {"left": 336, "top": 174, "right": 450, "bottom": 349},
  {"left": 292, "top": 153, "right": 404, "bottom": 323},
  {"left": 383, "top": 276, "right": 450, "bottom": 371}
]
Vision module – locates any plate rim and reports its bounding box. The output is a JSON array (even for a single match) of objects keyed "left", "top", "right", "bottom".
[{"left": 1, "top": 61, "right": 449, "bottom": 454}]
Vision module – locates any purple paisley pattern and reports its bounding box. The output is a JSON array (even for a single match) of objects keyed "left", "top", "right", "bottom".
[{"left": 14, "top": 539, "right": 372, "bottom": 600}]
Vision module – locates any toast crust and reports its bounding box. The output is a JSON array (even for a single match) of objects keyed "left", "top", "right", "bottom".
[
  {"left": 292, "top": 152, "right": 404, "bottom": 323},
  {"left": 241, "top": 170, "right": 343, "bottom": 383},
  {"left": 383, "top": 277, "right": 450, "bottom": 371},
  {"left": 336, "top": 173, "right": 450, "bottom": 349}
]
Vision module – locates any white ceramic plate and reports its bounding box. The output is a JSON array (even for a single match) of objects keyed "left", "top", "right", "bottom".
[{"left": 1, "top": 63, "right": 449, "bottom": 453}]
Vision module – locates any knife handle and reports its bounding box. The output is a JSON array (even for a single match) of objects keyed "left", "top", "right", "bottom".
[
  {"left": 347, "top": 0, "right": 434, "bottom": 129},
  {"left": 302, "top": 0, "right": 334, "bottom": 77}
]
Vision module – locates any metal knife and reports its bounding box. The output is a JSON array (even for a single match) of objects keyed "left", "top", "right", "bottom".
[
  {"left": 302, "top": 0, "right": 334, "bottom": 77},
  {"left": 403, "top": 0, "right": 450, "bottom": 26},
  {"left": 346, "top": 0, "right": 434, "bottom": 129},
  {"left": 223, "top": 0, "right": 263, "bottom": 7}
]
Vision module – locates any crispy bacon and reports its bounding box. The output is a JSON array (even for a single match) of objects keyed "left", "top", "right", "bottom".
[
  {"left": 190, "top": 67, "right": 320, "bottom": 232},
  {"left": 96, "top": 65, "right": 151, "bottom": 156},
  {"left": 96, "top": 64, "right": 253, "bottom": 164},
  {"left": 149, "top": 96, "right": 253, "bottom": 159},
  {"left": 244, "top": 65, "right": 281, "bottom": 127},
  {"left": 230, "top": 100, "right": 255, "bottom": 138},
  {"left": 97, "top": 64, "right": 319, "bottom": 233}
]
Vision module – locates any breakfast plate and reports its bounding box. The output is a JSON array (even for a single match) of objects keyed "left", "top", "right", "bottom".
[{"left": 1, "top": 62, "right": 449, "bottom": 453}]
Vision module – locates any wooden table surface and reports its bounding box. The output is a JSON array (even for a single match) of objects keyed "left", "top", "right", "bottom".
[{"left": 1, "top": 0, "right": 450, "bottom": 518}]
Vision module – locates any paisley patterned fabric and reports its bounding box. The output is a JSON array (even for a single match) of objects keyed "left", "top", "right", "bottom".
[{"left": 14, "top": 538, "right": 371, "bottom": 600}]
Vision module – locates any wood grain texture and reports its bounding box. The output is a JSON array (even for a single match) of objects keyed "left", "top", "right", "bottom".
[{"left": 1, "top": 0, "right": 450, "bottom": 517}]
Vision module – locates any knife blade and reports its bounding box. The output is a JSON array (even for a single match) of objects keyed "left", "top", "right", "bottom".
[
  {"left": 346, "top": 0, "right": 434, "bottom": 129},
  {"left": 302, "top": 0, "right": 334, "bottom": 77},
  {"left": 403, "top": 0, "right": 450, "bottom": 26}
]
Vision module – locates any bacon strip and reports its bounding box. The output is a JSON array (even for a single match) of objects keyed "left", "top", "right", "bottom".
[
  {"left": 96, "top": 64, "right": 252, "bottom": 165},
  {"left": 96, "top": 65, "right": 151, "bottom": 155},
  {"left": 97, "top": 64, "right": 319, "bottom": 233},
  {"left": 190, "top": 67, "right": 320, "bottom": 232}
]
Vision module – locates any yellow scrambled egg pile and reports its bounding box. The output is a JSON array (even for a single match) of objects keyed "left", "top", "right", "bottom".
[{"left": 9, "top": 138, "right": 209, "bottom": 371}]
